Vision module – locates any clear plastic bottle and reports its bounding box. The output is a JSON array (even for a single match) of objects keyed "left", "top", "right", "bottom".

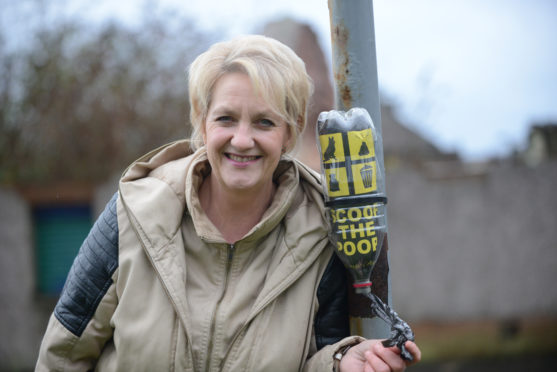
[{"left": 316, "top": 108, "right": 387, "bottom": 294}]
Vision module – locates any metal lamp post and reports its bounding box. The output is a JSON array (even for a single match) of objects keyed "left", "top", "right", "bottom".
[{"left": 327, "top": 0, "right": 391, "bottom": 340}]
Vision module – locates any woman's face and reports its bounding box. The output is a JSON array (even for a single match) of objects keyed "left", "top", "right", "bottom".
[{"left": 203, "top": 72, "right": 291, "bottom": 196}]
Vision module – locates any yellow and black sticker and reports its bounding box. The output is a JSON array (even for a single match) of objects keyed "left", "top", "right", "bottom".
[
  {"left": 352, "top": 162, "right": 377, "bottom": 194},
  {"left": 330, "top": 205, "right": 382, "bottom": 268},
  {"left": 319, "top": 132, "right": 345, "bottom": 164},
  {"left": 320, "top": 129, "right": 379, "bottom": 198},
  {"left": 324, "top": 166, "right": 349, "bottom": 197},
  {"left": 347, "top": 128, "right": 375, "bottom": 160}
]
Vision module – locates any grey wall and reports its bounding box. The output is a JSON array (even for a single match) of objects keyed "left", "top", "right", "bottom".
[
  {"left": 0, "top": 188, "right": 50, "bottom": 369},
  {"left": 387, "top": 160, "right": 557, "bottom": 321}
]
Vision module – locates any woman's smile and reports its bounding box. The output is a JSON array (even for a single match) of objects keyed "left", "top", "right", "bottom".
[{"left": 226, "top": 153, "right": 261, "bottom": 164}]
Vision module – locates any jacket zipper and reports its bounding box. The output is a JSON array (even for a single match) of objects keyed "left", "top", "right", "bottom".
[
  {"left": 205, "top": 243, "right": 235, "bottom": 372},
  {"left": 218, "top": 235, "right": 329, "bottom": 370}
]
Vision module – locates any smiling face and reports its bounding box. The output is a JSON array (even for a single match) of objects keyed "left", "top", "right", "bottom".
[{"left": 202, "top": 72, "right": 292, "bottom": 198}]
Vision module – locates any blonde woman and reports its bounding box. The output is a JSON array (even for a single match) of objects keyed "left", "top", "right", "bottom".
[{"left": 36, "top": 35, "right": 420, "bottom": 371}]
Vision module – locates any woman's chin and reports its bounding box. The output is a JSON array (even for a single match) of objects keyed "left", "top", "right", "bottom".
[{"left": 222, "top": 179, "right": 257, "bottom": 193}]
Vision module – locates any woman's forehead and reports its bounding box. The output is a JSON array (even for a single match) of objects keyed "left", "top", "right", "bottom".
[{"left": 209, "top": 73, "right": 283, "bottom": 117}]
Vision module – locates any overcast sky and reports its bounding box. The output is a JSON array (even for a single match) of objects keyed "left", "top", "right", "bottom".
[{"left": 4, "top": 0, "right": 557, "bottom": 161}]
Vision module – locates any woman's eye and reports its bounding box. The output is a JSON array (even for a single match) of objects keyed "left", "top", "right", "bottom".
[
  {"left": 259, "top": 118, "right": 275, "bottom": 127},
  {"left": 216, "top": 116, "right": 233, "bottom": 122}
]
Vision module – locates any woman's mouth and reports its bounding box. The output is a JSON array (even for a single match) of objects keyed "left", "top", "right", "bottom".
[{"left": 226, "top": 153, "right": 260, "bottom": 163}]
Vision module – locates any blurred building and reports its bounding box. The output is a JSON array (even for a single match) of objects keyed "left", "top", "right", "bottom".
[
  {"left": 1, "top": 18, "right": 556, "bottom": 370},
  {"left": 521, "top": 123, "right": 557, "bottom": 167}
]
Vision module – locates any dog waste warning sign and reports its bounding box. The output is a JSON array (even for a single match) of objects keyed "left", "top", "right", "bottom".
[{"left": 319, "top": 126, "right": 377, "bottom": 198}]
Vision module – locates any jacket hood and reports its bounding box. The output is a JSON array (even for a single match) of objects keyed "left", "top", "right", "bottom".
[{"left": 118, "top": 140, "right": 328, "bottom": 251}]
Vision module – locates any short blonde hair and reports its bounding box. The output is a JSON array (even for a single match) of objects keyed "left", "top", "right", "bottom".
[{"left": 188, "top": 35, "right": 313, "bottom": 152}]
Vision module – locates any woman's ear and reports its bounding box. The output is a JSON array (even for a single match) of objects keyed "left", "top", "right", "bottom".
[{"left": 283, "top": 123, "right": 295, "bottom": 153}]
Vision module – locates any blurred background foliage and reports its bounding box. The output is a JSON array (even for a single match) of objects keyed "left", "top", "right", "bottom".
[{"left": 0, "top": 1, "right": 216, "bottom": 186}]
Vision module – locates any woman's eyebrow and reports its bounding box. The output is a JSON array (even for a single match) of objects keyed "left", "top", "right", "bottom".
[
  {"left": 252, "top": 109, "right": 281, "bottom": 119},
  {"left": 209, "top": 105, "right": 237, "bottom": 115}
]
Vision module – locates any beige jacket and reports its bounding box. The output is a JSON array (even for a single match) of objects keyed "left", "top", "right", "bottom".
[{"left": 36, "top": 141, "right": 360, "bottom": 371}]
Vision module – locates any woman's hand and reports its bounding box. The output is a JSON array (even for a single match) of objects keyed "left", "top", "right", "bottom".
[{"left": 340, "top": 340, "right": 421, "bottom": 372}]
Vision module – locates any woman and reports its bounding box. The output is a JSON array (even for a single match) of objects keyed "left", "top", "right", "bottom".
[{"left": 36, "top": 35, "right": 420, "bottom": 371}]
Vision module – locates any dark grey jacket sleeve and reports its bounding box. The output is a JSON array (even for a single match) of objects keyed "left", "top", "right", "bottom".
[{"left": 314, "top": 253, "right": 350, "bottom": 350}]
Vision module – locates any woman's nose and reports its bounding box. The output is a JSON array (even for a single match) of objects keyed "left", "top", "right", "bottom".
[{"left": 230, "top": 121, "right": 254, "bottom": 150}]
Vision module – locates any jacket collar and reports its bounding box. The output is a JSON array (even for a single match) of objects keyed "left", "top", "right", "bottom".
[
  {"left": 119, "top": 139, "right": 327, "bottom": 248},
  {"left": 185, "top": 150, "right": 302, "bottom": 245}
]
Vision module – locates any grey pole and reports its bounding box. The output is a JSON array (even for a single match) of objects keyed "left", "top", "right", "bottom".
[{"left": 328, "top": 0, "right": 391, "bottom": 339}]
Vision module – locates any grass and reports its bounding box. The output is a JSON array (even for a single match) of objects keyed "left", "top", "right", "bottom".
[{"left": 412, "top": 317, "right": 557, "bottom": 362}]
